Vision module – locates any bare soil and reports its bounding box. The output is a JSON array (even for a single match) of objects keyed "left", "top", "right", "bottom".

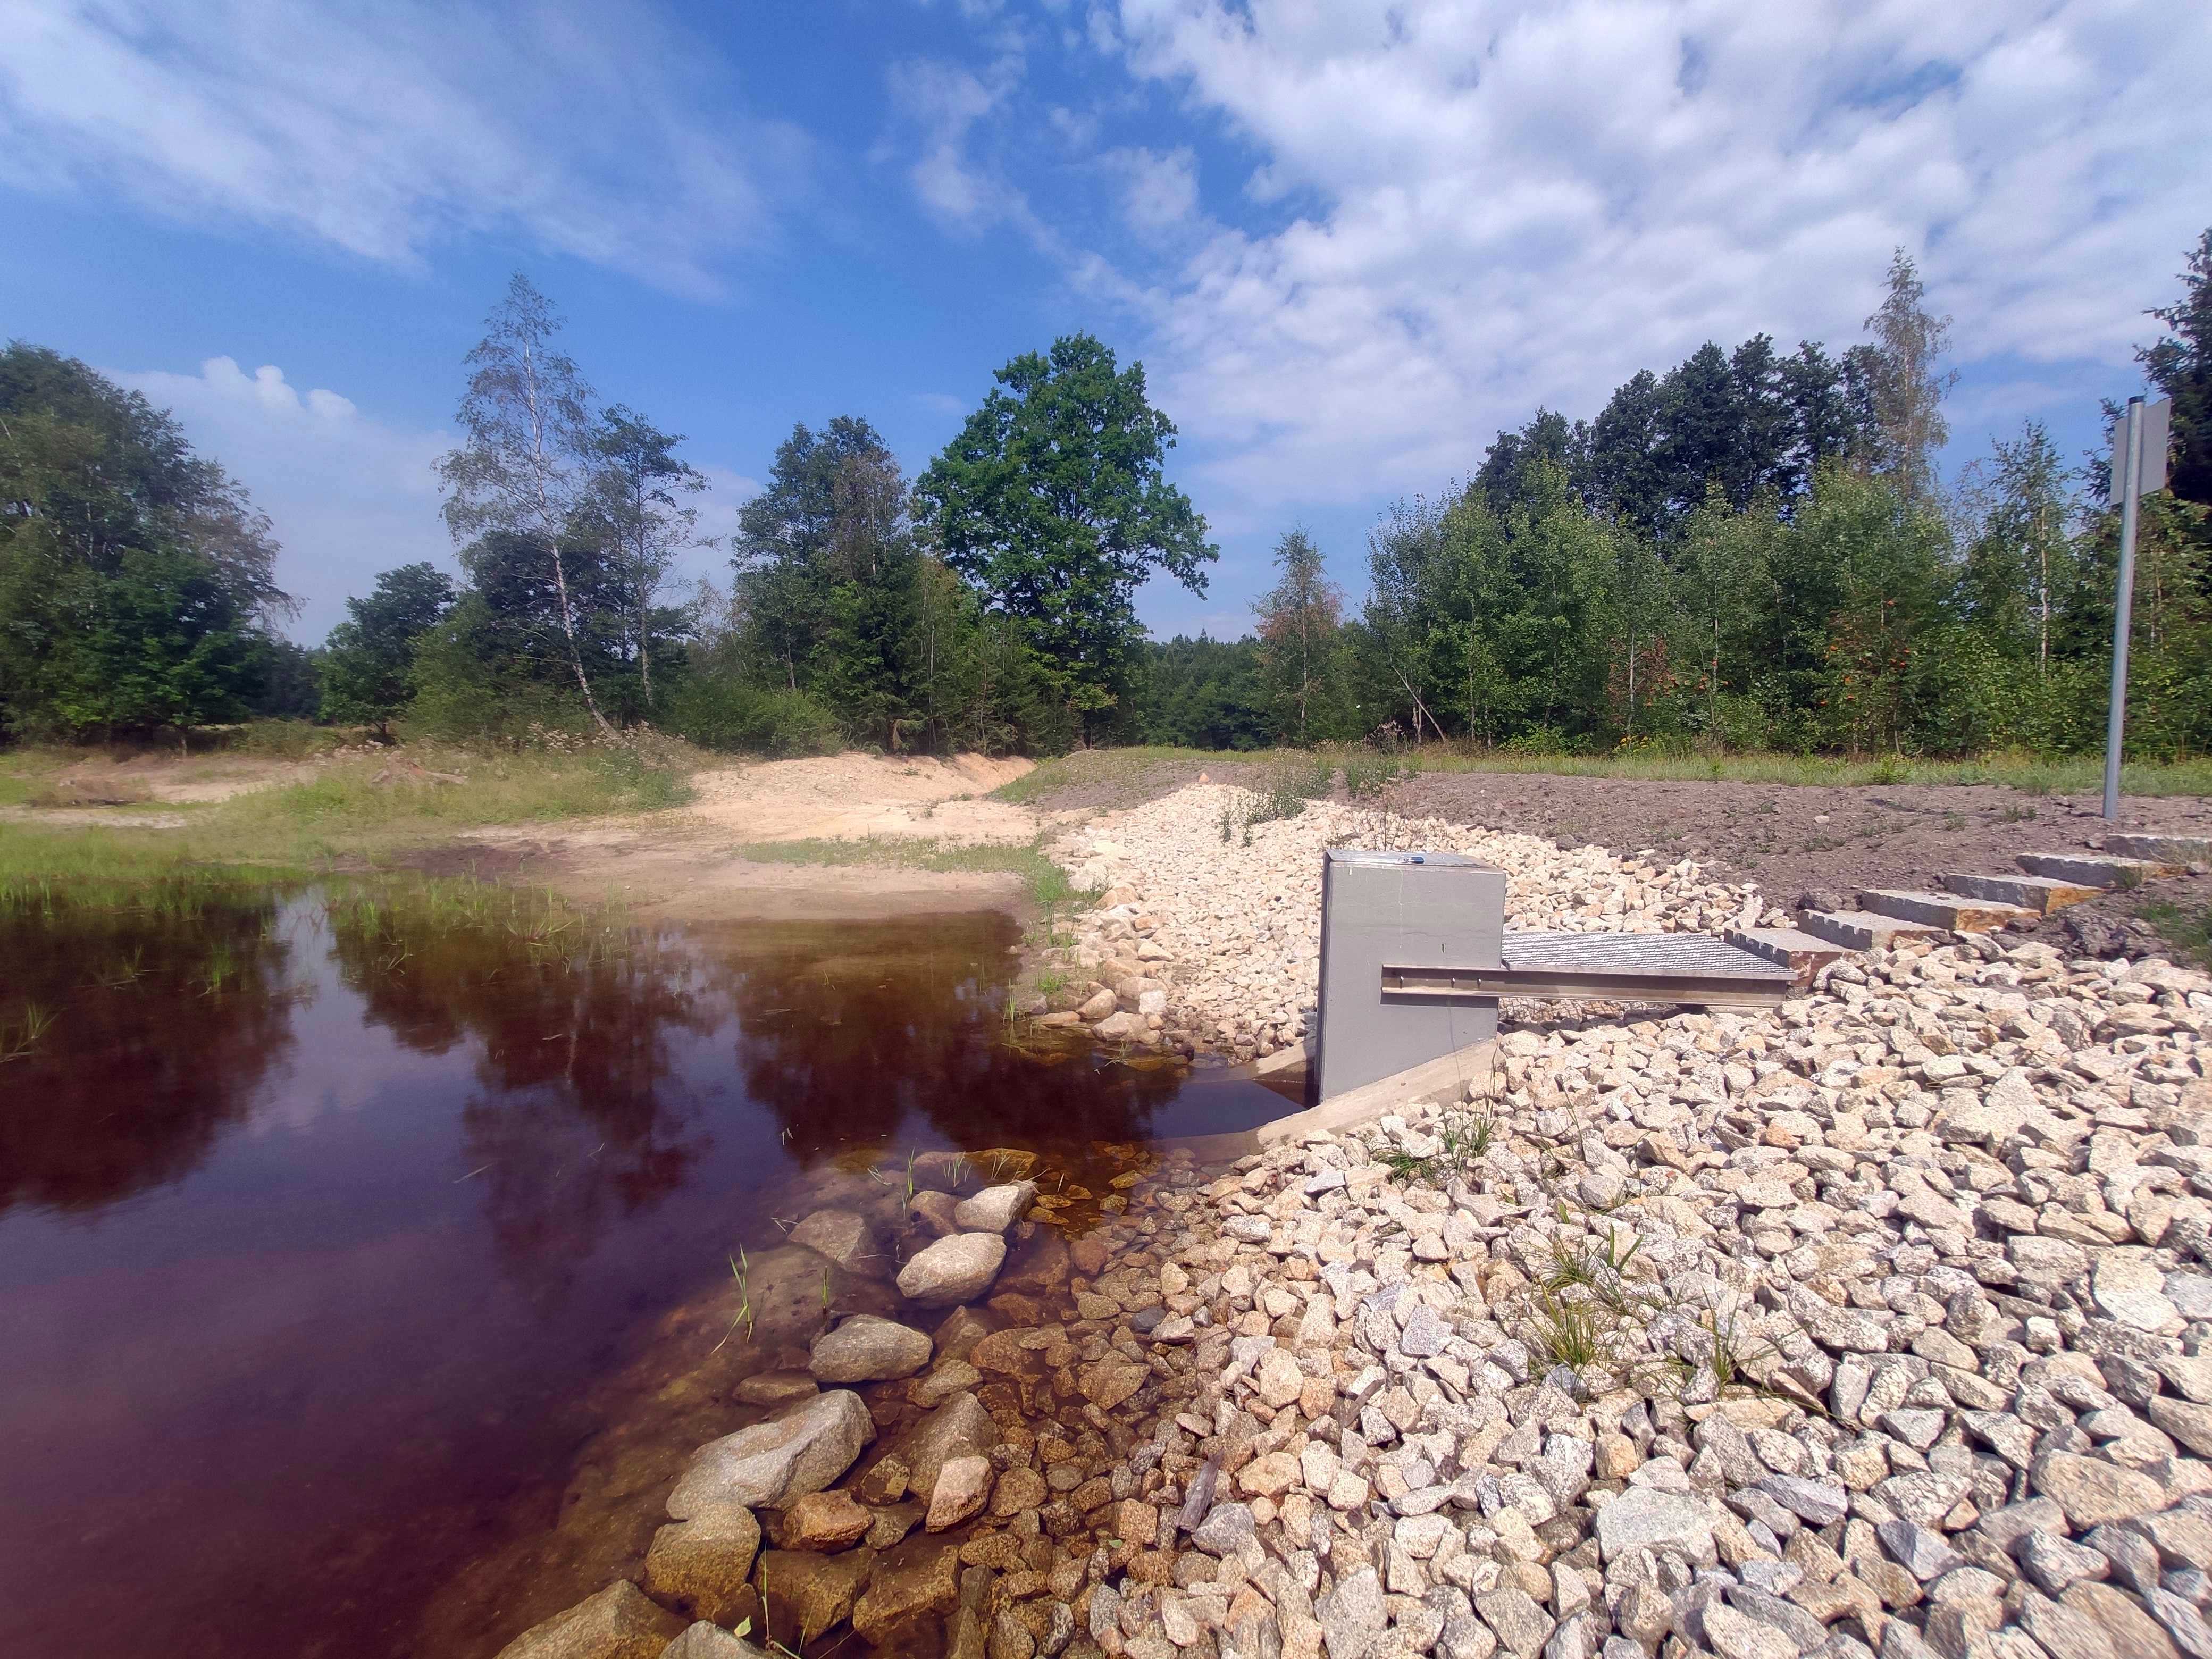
[
  {"left": 1387, "top": 769, "right": 2212, "bottom": 962},
  {"left": 459, "top": 752, "right": 1046, "bottom": 923}
]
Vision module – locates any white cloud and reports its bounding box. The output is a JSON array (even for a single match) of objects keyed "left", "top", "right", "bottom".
[
  {"left": 886, "top": 54, "right": 1028, "bottom": 233},
  {"left": 1076, "top": 0, "right": 2210, "bottom": 514},
  {"left": 1104, "top": 145, "right": 1201, "bottom": 242},
  {"left": 0, "top": 0, "right": 805, "bottom": 295},
  {"left": 116, "top": 357, "right": 453, "bottom": 639}
]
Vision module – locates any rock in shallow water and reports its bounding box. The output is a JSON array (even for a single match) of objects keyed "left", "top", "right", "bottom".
[
  {"left": 667, "top": 1390, "right": 874, "bottom": 1516},
  {"left": 889, "top": 1390, "right": 1002, "bottom": 1501},
  {"left": 896, "top": 1233, "right": 1008, "bottom": 1306},
  {"left": 788, "top": 1210, "right": 885, "bottom": 1277},
  {"left": 809, "top": 1314, "right": 932, "bottom": 1383},
  {"left": 663, "top": 1623, "right": 769, "bottom": 1659},
  {"left": 491, "top": 1580, "right": 685, "bottom": 1659},
  {"left": 952, "top": 1181, "right": 1037, "bottom": 1233},
  {"left": 644, "top": 1503, "right": 761, "bottom": 1626},
  {"left": 758, "top": 1547, "right": 875, "bottom": 1646},
  {"left": 925, "top": 1454, "right": 993, "bottom": 1532},
  {"left": 777, "top": 1488, "right": 872, "bottom": 1552}
]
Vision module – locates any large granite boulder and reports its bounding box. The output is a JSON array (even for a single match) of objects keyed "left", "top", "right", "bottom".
[{"left": 667, "top": 1390, "right": 874, "bottom": 1515}]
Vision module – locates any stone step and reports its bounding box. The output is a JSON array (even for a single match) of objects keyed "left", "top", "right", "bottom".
[
  {"left": 2017, "top": 852, "right": 2186, "bottom": 890},
  {"left": 1797, "top": 910, "right": 1946, "bottom": 951},
  {"left": 2103, "top": 833, "right": 2212, "bottom": 865},
  {"left": 1939, "top": 872, "right": 2100, "bottom": 916},
  {"left": 1856, "top": 889, "right": 2039, "bottom": 932},
  {"left": 1724, "top": 927, "right": 1853, "bottom": 988}
]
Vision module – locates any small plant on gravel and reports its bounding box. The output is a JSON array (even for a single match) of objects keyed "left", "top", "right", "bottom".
[
  {"left": 1378, "top": 1146, "right": 1438, "bottom": 1183},
  {"left": 1521, "top": 1284, "right": 1618, "bottom": 1370},
  {"left": 1435, "top": 1106, "right": 1497, "bottom": 1168}
]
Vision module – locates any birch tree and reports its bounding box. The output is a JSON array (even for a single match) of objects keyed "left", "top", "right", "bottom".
[{"left": 438, "top": 274, "right": 616, "bottom": 735}]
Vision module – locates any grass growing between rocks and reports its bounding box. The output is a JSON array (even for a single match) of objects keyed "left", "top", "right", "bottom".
[{"left": 2137, "top": 898, "right": 2212, "bottom": 969}]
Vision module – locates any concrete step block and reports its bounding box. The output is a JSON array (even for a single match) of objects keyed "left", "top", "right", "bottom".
[
  {"left": 1725, "top": 926, "right": 1853, "bottom": 988},
  {"left": 2016, "top": 852, "right": 2186, "bottom": 890},
  {"left": 2103, "top": 833, "right": 2212, "bottom": 865},
  {"left": 1939, "top": 872, "right": 2100, "bottom": 916},
  {"left": 1856, "top": 889, "right": 2039, "bottom": 932},
  {"left": 1798, "top": 910, "right": 1945, "bottom": 951}
]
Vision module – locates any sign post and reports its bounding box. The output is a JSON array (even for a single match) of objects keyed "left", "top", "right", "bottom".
[{"left": 2103, "top": 395, "right": 2173, "bottom": 821}]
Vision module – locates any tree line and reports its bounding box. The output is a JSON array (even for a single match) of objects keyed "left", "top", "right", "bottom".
[
  {"left": 3, "top": 239, "right": 2207, "bottom": 760},
  {"left": 1139, "top": 243, "right": 2212, "bottom": 760}
]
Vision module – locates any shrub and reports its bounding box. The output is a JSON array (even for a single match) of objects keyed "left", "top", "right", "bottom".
[{"left": 664, "top": 678, "right": 843, "bottom": 757}]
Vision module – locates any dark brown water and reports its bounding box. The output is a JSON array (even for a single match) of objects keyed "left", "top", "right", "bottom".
[{"left": 0, "top": 883, "right": 1288, "bottom": 1659}]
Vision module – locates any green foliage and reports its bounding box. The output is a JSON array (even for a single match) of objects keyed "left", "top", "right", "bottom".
[
  {"left": 722, "top": 417, "right": 1060, "bottom": 755},
  {"left": 0, "top": 343, "right": 291, "bottom": 740},
  {"left": 663, "top": 678, "right": 842, "bottom": 757},
  {"left": 1255, "top": 529, "right": 1356, "bottom": 741},
  {"left": 1136, "top": 635, "right": 1270, "bottom": 749},
  {"left": 320, "top": 562, "right": 456, "bottom": 734},
  {"left": 917, "top": 333, "right": 1218, "bottom": 740}
]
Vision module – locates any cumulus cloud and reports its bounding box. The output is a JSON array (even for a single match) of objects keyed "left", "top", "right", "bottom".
[
  {"left": 886, "top": 53, "right": 1032, "bottom": 233},
  {"left": 1083, "top": 0, "right": 2210, "bottom": 511},
  {"left": 0, "top": 0, "right": 805, "bottom": 295},
  {"left": 116, "top": 358, "right": 454, "bottom": 639}
]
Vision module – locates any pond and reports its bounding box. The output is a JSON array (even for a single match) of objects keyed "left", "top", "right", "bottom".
[{"left": 0, "top": 880, "right": 1294, "bottom": 1659}]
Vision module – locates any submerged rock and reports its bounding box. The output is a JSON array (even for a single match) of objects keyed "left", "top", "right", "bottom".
[
  {"left": 758, "top": 1547, "right": 875, "bottom": 1646},
  {"left": 643, "top": 1503, "right": 761, "bottom": 1626},
  {"left": 776, "top": 1489, "right": 872, "bottom": 1552},
  {"left": 491, "top": 1580, "right": 684, "bottom": 1659},
  {"left": 809, "top": 1315, "right": 932, "bottom": 1383},
  {"left": 851, "top": 1535, "right": 963, "bottom": 1644},
  {"left": 789, "top": 1211, "right": 887, "bottom": 1278},
  {"left": 667, "top": 1390, "right": 874, "bottom": 1515},
  {"left": 889, "top": 1390, "right": 1002, "bottom": 1499},
  {"left": 896, "top": 1233, "right": 1007, "bottom": 1306},
  {"left": 663, "top": 1624, "right": 769, "bottom": 1659},
  {"left": 951, "top": 1181, "right": 1037, "bottom": 1234},
  {"left": 731, "top": 1371, "right": 818, "bottom": 1407},
  {"left": 924, "top": 1454, "right": 993, "bottom": 1532}
]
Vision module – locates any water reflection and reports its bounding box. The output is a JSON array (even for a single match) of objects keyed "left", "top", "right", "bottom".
[
  {"left": 328, "top": 899, "right": 716, "bottom": 1300},
  {"left": 722, "top": 928, "right": 1197, "bottom": 1156},
  {"left": 0, "top": 885, "right": 297, "bottom": 1213},
  {"left": 0, "top": 881, "right": 1290, "bottom": 1659}
]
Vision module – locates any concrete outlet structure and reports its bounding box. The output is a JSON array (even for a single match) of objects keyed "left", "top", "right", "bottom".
[{"left": 1314, "top": 850, "right": 1505, "bottom": 1102}]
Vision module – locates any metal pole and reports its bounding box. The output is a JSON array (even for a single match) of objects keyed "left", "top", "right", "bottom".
[{"left": 2101, "top": 397, "right": 2144, "bottom": 820}]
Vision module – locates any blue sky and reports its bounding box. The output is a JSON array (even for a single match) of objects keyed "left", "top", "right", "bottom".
[{"left": 4, "top": 0, "right": 2207, "bottom": 642}]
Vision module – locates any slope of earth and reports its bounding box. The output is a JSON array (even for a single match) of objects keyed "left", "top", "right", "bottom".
[{"left": 1385, "top": 773, "right": 2212, "bottom": 906}]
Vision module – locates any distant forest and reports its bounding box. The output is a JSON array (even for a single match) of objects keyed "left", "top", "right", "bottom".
[{"left": 3, "top": 236, "right": 2209, "bottom": 760}]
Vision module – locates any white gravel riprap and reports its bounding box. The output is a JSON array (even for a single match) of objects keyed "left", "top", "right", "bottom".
[
  {"left": 1016, "top": 933, "right": 2211, "bottom": 1659},
  {"left": 1043, "top": 785, "right": 1781, "bottom": 1059}
]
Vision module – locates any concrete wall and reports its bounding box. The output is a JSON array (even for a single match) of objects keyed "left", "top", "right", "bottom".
[{"left": 1314, "top": 850, "right": 1504, "bottom": 1101}]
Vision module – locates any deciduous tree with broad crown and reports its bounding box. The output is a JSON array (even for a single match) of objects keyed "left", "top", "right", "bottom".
[{"left": 915, "top": 333, "right": 1216, "bottom": 742}]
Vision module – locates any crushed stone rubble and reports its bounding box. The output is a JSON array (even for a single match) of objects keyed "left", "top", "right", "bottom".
[
  {"left": 1037, "top": 785, "right": 1783, "bottom": 1059},
  {"left": 503, "top": 890, "right": 2212, "bottom": 1659}
]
